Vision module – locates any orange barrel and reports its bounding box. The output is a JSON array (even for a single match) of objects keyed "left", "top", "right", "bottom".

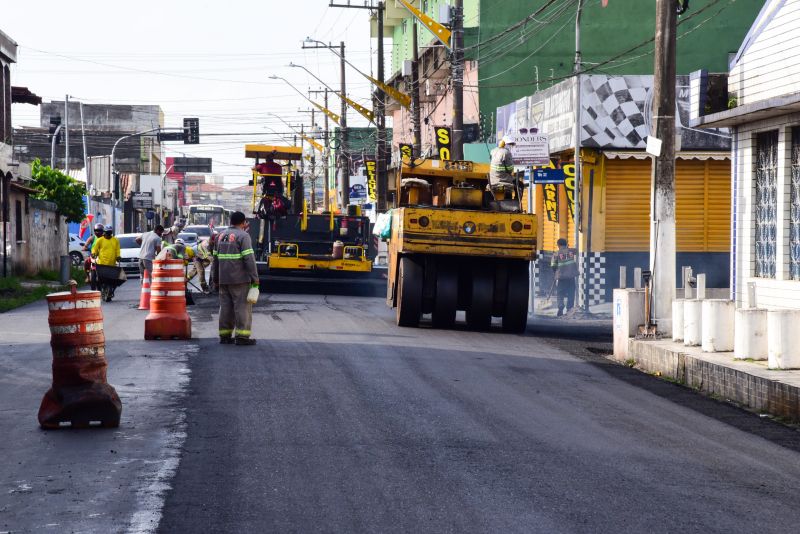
[
  {"left": 144, "top": 258, "right": 191, "bottom": 340},
  {"left": 138, "top": 268, "right": 152, "bottom": 310},
  {"left": 38, "top": 284, "right": 122, "bottom": 429}
]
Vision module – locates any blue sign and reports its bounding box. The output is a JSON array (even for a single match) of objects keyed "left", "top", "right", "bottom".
[
  {"left": 532, "top": 168, "right": 566, "bottom": 184},
  {"left": 349, "top": 183, "right": 367, "bottom": 200}
]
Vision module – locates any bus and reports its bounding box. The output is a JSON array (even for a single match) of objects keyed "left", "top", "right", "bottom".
[{"left": 186, "top": 204, "right": 228, "bottom": 226}]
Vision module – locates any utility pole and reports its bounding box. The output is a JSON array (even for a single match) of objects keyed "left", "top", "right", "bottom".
[
  {"left": 79, "top": 101, "right": 89, "bottom": 188},
  {"left": 650, "top": 0, "right": 678, "bottom": 334},
  {"left": 411, "top": 16, "right": 422, "bottom": 158},
  {"left": 64, "top": 95, "right": 70, "bottom": 174},
  {"left": 375, "top": 1, "right": 388, "bottom": 212},
  {"left": 309, "top": 110, "right": 317, "bottom": 212},
  {"left": 451, "top": 0, "right": 464, "bottom": 160},
  {"left": 309, "top": 88, "right": 331, "bottom": 212},
  {"left": 573, "top": 0, "right": 585, "bottom": 310},
  {"left": 338, "top": 41, "right": 349, "bottom": 210}
]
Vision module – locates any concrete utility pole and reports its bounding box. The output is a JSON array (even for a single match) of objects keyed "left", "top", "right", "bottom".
[
  {"left": 650, "top": 0, "right": 678, "bottom": 334},
  {"left": 309, "top": 88, "right": 332, "bottom": 212},
  {"left": 573, "top": 0, "right": 585, "bottom": 310},
  {"left": 411, "top": 17, "right": 422, "bottom": 158},
  {"left": 64, "top": 95, "right": 70, "bottom": 175},
  {"left": 339, "top": 41, "right": 349, "bottom": 210},
  {"left": 375, "top": 1, "right": 388, "bottom": 212},
  {"left": 451, "top": 0, "right": 464, "bottom": 160}
]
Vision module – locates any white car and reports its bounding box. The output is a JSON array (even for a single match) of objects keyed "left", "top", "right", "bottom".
[
  {"left": 68, "top": 233, "right": 86, "bottom": 266},
  {"left": 115, "top": 233, "right": 142, "bottom": 277}
]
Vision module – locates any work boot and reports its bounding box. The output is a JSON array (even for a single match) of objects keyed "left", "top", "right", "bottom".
[
  {"left": 556, "top": 309, "right": 563, "bottom": 317},
  {"left": 235, "top": 337, "right": 257, "bottom": 346},
  {"left": 219, "top": 337, "right": 234, "bottom": 345}
]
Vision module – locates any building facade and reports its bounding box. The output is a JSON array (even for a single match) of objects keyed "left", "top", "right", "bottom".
[{"left": 693, "top": 0, "right": 800, "bottom": 309}]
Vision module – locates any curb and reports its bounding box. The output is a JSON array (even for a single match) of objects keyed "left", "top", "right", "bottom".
[{"left": 616, "top": 339, "right": 800, "bottom": 423}]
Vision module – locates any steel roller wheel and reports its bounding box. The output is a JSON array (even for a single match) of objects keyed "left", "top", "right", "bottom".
[
  {"left": 502, "top": 260, "right": 530, "bottom": 333},
  {"left": 431, "top": 262, "right": 458, "bottom": 329},
  {"left": 396, "top": 256, "right": 423, "bottom": 327},
  {"left": 465, "top": 265, "right": 493, "bottom": 331}
]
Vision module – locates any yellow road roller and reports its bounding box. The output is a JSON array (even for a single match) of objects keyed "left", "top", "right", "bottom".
[{"left": 386, "top": 159, "right": 536, "bottom": 332}]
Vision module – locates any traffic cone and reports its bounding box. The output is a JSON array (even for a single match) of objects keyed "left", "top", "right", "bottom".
[
  {"left": 138, "top": 269, "right": 151, "bottom": 310},
  {"left": 38, "top": 283, "right": 122, "bottom": 429},
  {"left": 144, "top": 259, "right": 191, "bottom": 340}
]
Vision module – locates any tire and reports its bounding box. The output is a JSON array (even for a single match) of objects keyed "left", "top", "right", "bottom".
[
  {"left": 431, "top": 262, "right": 458, "bottom": 329},
  {"left": 396, "top": 256, "right": 423, "bottom": 327},
  {"left": 466, "top": 265, "right": 493, "bottom": 331},
  {"left": 69, "top": 251, "right": 83, "bottom": 266},
  {"left": 502, "top": 261, "right": 530, "bottom": 333}
]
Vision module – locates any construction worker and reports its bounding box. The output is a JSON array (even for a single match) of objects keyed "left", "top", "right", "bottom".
[
  {"left": 137, "top": 224, "right": 164, "bottom": 279},
  {"left": 551, "top": 238, "right": 578, "bottom": 316},
  {"left": 83, "top": 223, "right": 105, "bottom": 283},
  {"left": 161, "top": 219, "right": 186, "bottom": 245},
  {"left": 187, "top": 237, "right": 212, "bottom": 293},
  {"left": 156, "top": 238, "right": 188, "bottom": 261},
  {"left": 212, "top": 211, "right": 258, "bottom": 346},
  {"left": 489, "top": 135, "right": 517, "bottom": 193}
]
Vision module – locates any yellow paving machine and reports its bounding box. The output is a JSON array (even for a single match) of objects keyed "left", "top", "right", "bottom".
[
  {"left": 386, "top": 159, "right": 536, "bottom": 332},
  {"left": 246, "top": 144, "right": 373, "bottom": 278}
]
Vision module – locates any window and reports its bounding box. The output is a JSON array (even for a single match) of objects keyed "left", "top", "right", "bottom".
[
  {"left": 755, "top": 130, "right": 778, "bottom": 278},
  {"left": 14, "top": 200, "right": 22, "bottom": 241},
  {"left": 791, "top": 127, "right": 800, "bottom": 280},
  {"left": 3, "top": 65, "right": 9, "bottom": 142}
]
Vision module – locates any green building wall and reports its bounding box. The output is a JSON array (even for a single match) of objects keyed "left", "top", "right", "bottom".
[{"left": 477, "top": 0, "right": 763, "bottom": 136}]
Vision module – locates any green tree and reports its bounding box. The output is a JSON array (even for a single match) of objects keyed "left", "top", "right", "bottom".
[{"left": 30, "top": 159, "right": 86, "bottom": 223}]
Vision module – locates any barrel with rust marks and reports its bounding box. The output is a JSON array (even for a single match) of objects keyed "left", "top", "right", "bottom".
[
  {"left": 38, "top": 285, "right": 122, "bottom": 429},
  {"left": 144, "top": 258, "right": 191, "bottom": 340}
]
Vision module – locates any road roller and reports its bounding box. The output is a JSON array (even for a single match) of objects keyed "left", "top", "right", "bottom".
[{"left": 386, "top": 159, "right": 536, "bottom": 332}]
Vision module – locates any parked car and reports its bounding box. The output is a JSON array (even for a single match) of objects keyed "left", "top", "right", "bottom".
[
  {"left": 115, "top": 233, "right": 142, "bottom": 277},
  {"left": 68, "top": 233, "right": 86, "bottom": 266},
  {"left": 183, "top": 225, "right": 213, "bottom": 239}
]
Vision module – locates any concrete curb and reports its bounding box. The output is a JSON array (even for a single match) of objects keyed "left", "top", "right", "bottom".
[{"left": 617, "top": 339, "right": 800, "bottom": 423}]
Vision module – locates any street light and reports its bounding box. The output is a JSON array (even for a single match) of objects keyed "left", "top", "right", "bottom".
[{"left": 268, "top": 75, "right": 340, "bottom": 125}]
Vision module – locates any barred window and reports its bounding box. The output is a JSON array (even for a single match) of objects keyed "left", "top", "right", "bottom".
[
  {"left": 791, "top": 127, "right": 800, "bottom": 279},
  {"left": 755, "top": 130, "right": 778, "bottom": 278}
]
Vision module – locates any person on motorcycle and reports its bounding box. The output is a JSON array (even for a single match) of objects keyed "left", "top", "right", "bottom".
[
  {"left": 83, "top": 223, "right": 105, "bottom": 283},
  {"left": 91, "top": 225, "right": 122, "bottom": 301}
]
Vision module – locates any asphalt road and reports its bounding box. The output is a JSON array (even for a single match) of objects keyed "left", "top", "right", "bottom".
[{"left": 155, "top": 284, "right": 800, "bottom": 534}]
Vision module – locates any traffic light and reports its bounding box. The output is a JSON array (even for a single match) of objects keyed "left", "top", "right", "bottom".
[
  {"left": 183, "top": 118, "right": 199, "bottom": 144},
  {"left": 48, "top": 116, "right": 62, "bottom": 145}
]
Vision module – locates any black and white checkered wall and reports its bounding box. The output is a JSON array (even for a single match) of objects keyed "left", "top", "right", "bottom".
[{"left": 578, "top": 252, "right": 607, "bottom": 307}]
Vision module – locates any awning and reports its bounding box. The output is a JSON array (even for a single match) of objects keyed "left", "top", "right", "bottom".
[
  {"left": 690, "top": 92, "right": 800, "bottom": 128},
  {"left": 11, "top": 86, "right": 42, "bottom": 105},
  {"left": 603, "top": 150, "right": 730, "bottom": 161}
]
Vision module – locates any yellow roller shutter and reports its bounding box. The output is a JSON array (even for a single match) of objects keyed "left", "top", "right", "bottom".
[
  {"left": 706, "top": 160, "right": 731, "bottom": 252},
  {"left": 676, "top": 159, "right": 730, "bottom": 252},
  {"left": 605, "top": 158, "right": 651, "bottom": 251},
  {"left": 676, "top": 160, "right": 706, "bottom": 251}
]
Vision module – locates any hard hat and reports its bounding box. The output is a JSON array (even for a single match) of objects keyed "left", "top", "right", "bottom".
[
  {"left": 502, "top": 135, "right": 516, "bottom": 145},
  {"left": 94, "top": 223, "right": 104, "bottom": 230},
  {"left": 103, "top": 224, "right": 113, "bottom": 232},
  {"left": 175, "top": 238, "right": 185, "bottom": 245}
]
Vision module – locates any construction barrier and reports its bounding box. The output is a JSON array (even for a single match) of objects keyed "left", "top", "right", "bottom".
[
  {"left": 138, "top": 268, "right": 151, "bottom": 310},
  {"left": 38, "top": 283, "right": 122, "bottom": 429},
  {"left": 144, "top": 258, "right": 191, "bottom": 340}
]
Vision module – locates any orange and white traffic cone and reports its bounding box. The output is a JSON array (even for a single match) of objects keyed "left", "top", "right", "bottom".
[
  {"left": 138, "top": 269, "right": 152, "bottom": 310},
  {"left": 144, "top": 259, "right": 191, "bottom": 340}
]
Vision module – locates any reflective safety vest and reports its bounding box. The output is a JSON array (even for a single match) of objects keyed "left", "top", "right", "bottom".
[{"left": 551, "top": 247, "right": 578, "bottom": 280}]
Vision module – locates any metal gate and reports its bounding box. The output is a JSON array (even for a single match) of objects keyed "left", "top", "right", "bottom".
[
  {"left": 791, "top": 128, "right": 800, "bottom": 280},
  {"left": 755, "top": 130, "right": 778, "bottom": 278}
]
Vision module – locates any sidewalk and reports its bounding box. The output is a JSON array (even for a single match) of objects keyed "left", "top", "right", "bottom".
[{"left": 621, "top": 338, "right": 800, "bottom": 423}]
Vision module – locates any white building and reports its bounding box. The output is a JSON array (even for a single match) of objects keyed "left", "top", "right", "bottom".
[{"left": 693, "top": 0, "right": 800, "bottom": 309}]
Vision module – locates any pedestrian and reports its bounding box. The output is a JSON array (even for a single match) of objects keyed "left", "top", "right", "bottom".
[
  {"left": 551, "top": 238, "right": 578, "bottom": 317},
  {"left": 137, "top": 224, "right": 164, "bottom": 280},
  {"left": 489, "top": 135, "right": 517, "bottom": 198},
  {"left": 211, "top": 211, "right": 259, "bottom": 345}
]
